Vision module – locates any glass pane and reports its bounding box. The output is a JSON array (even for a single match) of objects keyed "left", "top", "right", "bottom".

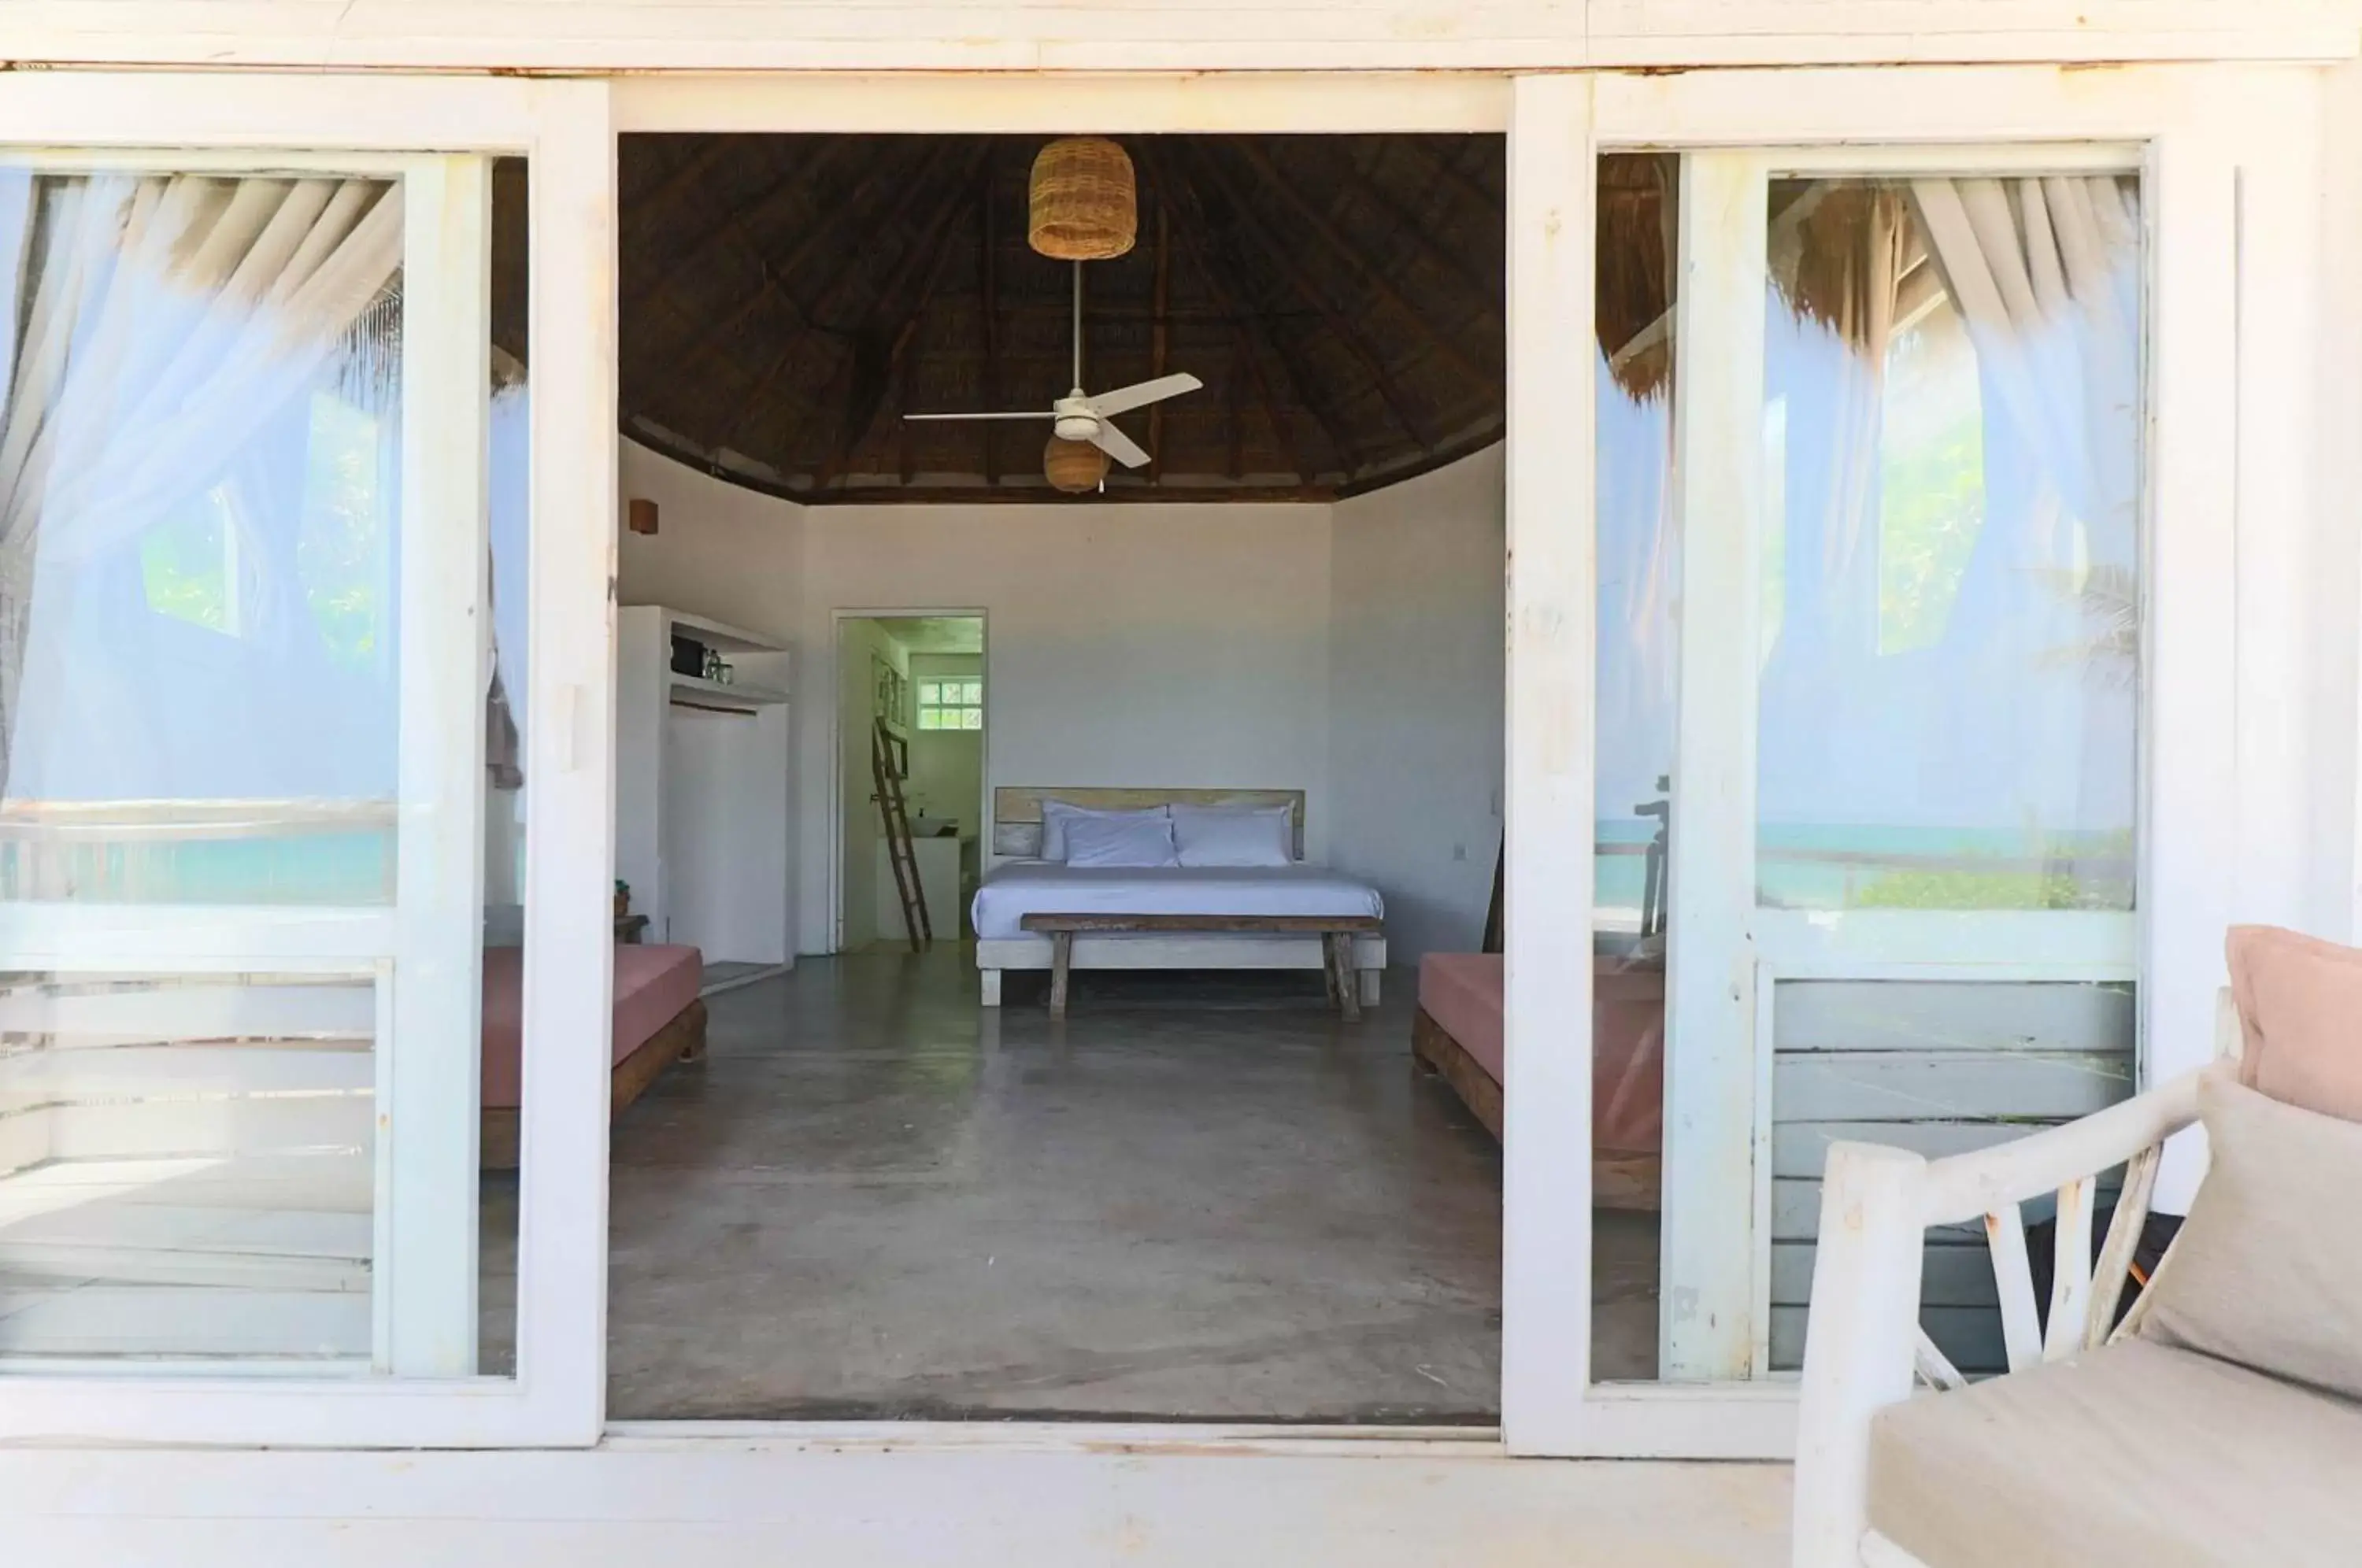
[
  {"left": 959, "top": 680, "right": 983, "bottom": 705},
  {"left": 1594, "top": 152, "right": 1677, "bottom": 1384},
  {"left": 960, "top": 708, "right": 982, "bottom": 730},
  {"left": 476, "top": 154, "right": 529, "bottom": 1378},
  {"left": 917, "top": 709, "right": 942, "bottom": 730},
  {"left": 0, "top": 172, "right": 405, "bottom": 904},
  {"left": 1767, "top": 978, "right": 2134, "bottom": 1373},
  {"left": 1757, "top": 175, "right": 2141, "bottom": 912},
  {"left": 917, "top": 681, "right": 942, "bottom": 704},
  {"left": 0, "top": 970, "right": 379, "bottom": 1363}
]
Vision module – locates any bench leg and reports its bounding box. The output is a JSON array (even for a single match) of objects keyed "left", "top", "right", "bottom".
[
  {"left": 979, "top": 967, "right": 1002, "bottom": 1008},
  {"left": 1048, "top": 932, "right": 1072, "bottom": 1019},
  {"left": 1327, "top": 934, "right": 1361, "bottom": 1023},
  {"left": 1358, "top": 967, "right": 1382, "bottom": 1008}
]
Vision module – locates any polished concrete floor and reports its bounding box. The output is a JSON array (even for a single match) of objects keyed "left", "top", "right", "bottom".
[{"left": 489, "top": 947, "right": 1659, "bottom": 1418}]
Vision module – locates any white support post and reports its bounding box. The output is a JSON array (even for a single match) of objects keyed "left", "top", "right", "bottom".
[
  {"left": 1661, "top": 151, "right": 1770, "bottom": 1383},
  {"left": 518, "top": 77, "right": 619, "bottom": 1443},
  {"left": 1790, "top": 1142, "right": 1927, "bottom": 1568},
  {"left": 387, "top": 154, "right": 491, "bottom": 1378},
  {"left": 1501, "top": 72, "right": 1597, "bottom": 1456},
  {"left": 2142, "top": 128, "right": 2241, "bottom": 1213}
]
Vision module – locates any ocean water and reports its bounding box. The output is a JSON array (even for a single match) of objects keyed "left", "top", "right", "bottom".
[{"left": 1594, "top": 819, "right": 2134, "bottom": 915}]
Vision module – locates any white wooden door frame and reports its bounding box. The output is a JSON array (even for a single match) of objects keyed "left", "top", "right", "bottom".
[
  {"left": 0, "top": 73, "right": 619, "bottom": 1448},
  {"left": 1505, "top": 61, "right": 2308, "bottom": 1455},
  {"left": 0, "top": 59, "right": 2313, "bottom": 1464}
]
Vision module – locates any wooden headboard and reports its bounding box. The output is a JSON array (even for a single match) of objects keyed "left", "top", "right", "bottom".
[{"left": 992, "top": 786, "right": 1307, "bottom": 859}]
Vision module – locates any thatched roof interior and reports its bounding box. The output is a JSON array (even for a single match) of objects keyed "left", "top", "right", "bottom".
[{"left": 488, "top": 145, "right": 1709, "bottom": 505}]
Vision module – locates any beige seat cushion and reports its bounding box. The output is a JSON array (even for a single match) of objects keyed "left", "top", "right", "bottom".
[
  {"left": 2136, "top": 1074, "right": 2362, "bottom": 1403},
  {"left": 1868, "top": 1340, "right": 2362, "bottom": 1568},
  {"left": 2227, "top": 924, "right": 2362, "bottom": 1123}
]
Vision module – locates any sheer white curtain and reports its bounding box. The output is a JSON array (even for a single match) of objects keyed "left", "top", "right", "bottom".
[
  {"left": 0, "top": 173, "right": 402, "bottom": 791},
  {"left": 1909, "top": 176, "right": 2142, "bottom": 895}
]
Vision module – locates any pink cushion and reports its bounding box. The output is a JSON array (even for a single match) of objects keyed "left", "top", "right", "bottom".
[
  {"left": 1420, "top": 953, "right": 1504, "bottom": 1082},
  {"left": 2227, "top": 926, "right": 2362, "bottom": 1124},
  {"left": 479, "top": 944, "right": 704, "bottom": 1109},
  {"left": 1415, "top": 952, "right": 1664, "bottom": 1159}
]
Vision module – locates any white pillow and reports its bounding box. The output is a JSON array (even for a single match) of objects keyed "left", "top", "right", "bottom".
[
  {"left": 1040, "top": 801, "right": 1165, "bottom": 861},
  {"left": 1170, "top": 804, "right": 1294, "bottom": 867},
  {"left": 1062, "top": 813, "right": 1182, "bottom": 869}
]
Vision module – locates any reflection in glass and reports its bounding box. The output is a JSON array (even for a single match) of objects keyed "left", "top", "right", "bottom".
[
  {"left": 1757, "top": 176, "right": 2141, "bottom": 911},
  {"left": 0, "top": 172, "right": 405, "bottom": 904},
  {"left": 1592, "top": 153, "right": 1678, "bottom": 1384}
]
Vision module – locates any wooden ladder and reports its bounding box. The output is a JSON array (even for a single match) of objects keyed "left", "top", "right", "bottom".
[{"left": 872, "top": 718, "right": 932, "bottom": 952}]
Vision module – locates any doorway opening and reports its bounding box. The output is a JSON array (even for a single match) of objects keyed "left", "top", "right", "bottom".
[{"left": 835, "top": 614, "right": 987, "bottom": 952}]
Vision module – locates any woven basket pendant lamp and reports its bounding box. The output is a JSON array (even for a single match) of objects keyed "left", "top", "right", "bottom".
[
  {"left": 1043, "top": 435, "right": 1111, "bottom": 494},
  {"left": 1028, "top": 137, "right": 1137, "bottom": 260}
]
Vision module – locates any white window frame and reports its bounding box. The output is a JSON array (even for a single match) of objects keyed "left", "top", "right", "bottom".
[
  {"left": 1502, "top": 63, "right": 2312, "bottom": 1458},
  {"left": 0, "top": 74, "right": 619, "bottom": 1448}
]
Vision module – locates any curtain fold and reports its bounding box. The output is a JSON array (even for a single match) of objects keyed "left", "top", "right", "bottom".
[{"left": 0, "top": 173, "right": 404, "bottom": 796}]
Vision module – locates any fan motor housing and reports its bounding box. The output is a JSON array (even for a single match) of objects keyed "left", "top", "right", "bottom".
[{"left": 1053, "top": 412, "right": 1099, "bottom": 442}]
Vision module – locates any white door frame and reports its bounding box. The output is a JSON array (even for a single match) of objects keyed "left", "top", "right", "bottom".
[
  {"left": 0, "top": 73, "right": 619, "bottom": 1448},
  {"left": 0, "top": 58, "right": 2315, "bottom": 1462},
  {"left": 1497, "top": 61, "right": 2308, "bottom": 1458}
]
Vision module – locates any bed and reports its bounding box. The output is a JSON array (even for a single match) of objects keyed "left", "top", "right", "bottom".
[
  {"left": 973, "top": 786, "right": 1386, "bottom": 1008},
  {"left": 479, "top": 942, "right": 706, "bottom": 1169}
]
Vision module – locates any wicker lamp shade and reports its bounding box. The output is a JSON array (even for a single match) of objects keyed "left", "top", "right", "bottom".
[
  {"left": 1043, "top": 435, "right": 1111, "bottom": 493},
  {"left": 1028, "top": 137, "right": 1137, "bottom": 261}
]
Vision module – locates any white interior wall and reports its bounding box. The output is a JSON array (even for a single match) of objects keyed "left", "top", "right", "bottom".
[
  {"left": 795, "top": 501, "right": 1335, "bottom": 955},
  {"left": 1328, "top": 449, "right": 1509, "bottom": 965},
  {"left": 616, "top": 440, "right": 1510, "bottom": 962},
  {"left": 619, "top": 444, "right": 804, "bottom": 645}
]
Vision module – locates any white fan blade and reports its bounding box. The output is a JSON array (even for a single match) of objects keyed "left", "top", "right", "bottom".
[
  {"left": 1088, "top": 420, "right": 1152, "bottom": 468},
  {"left": 1081, "top": 373, "right": 1202, "bottom": 420},
  {"left": 902, "top": 410, "right": 1054, "bottom": 422}
]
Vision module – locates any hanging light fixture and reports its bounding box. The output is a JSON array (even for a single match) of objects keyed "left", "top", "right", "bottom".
[
  {"left": 1043, "top": 435, "right": 1111, "bottom": 494},
  {"left": 1028, "top": 137, "right": 1137, "bottom": 261}
]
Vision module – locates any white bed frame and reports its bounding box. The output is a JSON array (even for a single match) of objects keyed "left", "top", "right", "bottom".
[{"left": 976, "top": 786, "right": 1386, "bottom": 1008}]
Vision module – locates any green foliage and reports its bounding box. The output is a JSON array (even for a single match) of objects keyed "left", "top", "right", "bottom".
[{"left": 1878, "top": 411, "right": 1984, "bottom": 655}]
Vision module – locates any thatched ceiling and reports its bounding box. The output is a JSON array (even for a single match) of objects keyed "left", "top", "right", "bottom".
[
  {"left": 606, "top": 134, "right": 1512, "bottom": 504},
  {"left": 488, "top": 143, "right": 1697, "bottom": 505}
]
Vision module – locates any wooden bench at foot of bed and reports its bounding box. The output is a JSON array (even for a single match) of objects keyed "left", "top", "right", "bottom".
[{"left": 1018, "top": 912, "right": 1383, "bottom": 1021}]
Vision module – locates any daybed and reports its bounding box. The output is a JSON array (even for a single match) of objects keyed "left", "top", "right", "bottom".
[
  {"left": 479, "top": 942, "right": 705, "bottom": 1169},
  {"left": 1792, "top": 925, "right": 2362, "bottom": 1568},
  {"left": 1412, "top": 952, "right": 1664, "bottom": 1207},
  {"left": 972, "top": 787, "right": 1386, "bottom": 1009}
]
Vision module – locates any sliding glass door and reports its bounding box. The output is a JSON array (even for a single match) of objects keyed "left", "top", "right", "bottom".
[
  {"left": 0, "top": 75, "right": 617, "bottom": 1448},
  {"left": 0, "top": 153, "right": 491, "bottom": 1374},
  {"left": 1656, "top": 150, "right": 2146, "bottom": 1382}
]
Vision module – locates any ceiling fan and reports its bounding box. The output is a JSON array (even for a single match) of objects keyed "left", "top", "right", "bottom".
[{"left": 904, "top": 261, "right": 1201, "bottom": 476}]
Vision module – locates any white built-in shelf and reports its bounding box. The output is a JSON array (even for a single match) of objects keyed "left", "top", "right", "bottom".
[
  {"left": 669, "top": 673, "right": 790, "bottom": 710},
  {"left": 654, "top": 608, "right": 787, "bottom": 656}
]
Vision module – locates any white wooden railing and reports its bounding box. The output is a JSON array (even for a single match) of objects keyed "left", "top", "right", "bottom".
[{"left": 1790, "top": 993, "right": 2236, "bottom": 1567}]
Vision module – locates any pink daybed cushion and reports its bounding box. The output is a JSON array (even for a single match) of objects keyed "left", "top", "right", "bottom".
[
  {"left": 1420, "top": 953, "right": 1505, "bottom": 1083},
  {"left": 479, "top": 944, "right": 704, "bottom": 1110},
  {"left": 1416, "top": 952, "right": 1665, "bottom": 1159},
  {"left": 2227, "top": 925, "right": 2362, "bottom": 1124}
]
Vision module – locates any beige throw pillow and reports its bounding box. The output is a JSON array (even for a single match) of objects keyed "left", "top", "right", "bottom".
[{"left": 2138, "top": 1074, "right": 2362, "bottom": 1403}]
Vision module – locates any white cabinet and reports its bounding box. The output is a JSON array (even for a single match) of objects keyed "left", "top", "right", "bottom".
[{"left": 616, "top": 607, "right": 793, "bottom": 965}]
